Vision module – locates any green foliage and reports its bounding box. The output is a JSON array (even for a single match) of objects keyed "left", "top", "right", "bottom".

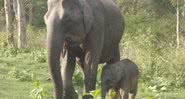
[
  {"left": 0, "top": 48, "right": 19, "bottom": 57},
  {"left": 0, "top": 0, "right": 3, "bottom": 8},
  {"left": 151, "top": 0, "right": 176, "bottom": 15},
  {"left": 31, "top": 0, "right": 47, "bottom": 27},
  {"left": 0, "top": 32, "right": 8, "bottom": 47},
  {"left": 0, "top": 48, "right": 47, "bottom": 63},
  {"left": 121, "top": 5, "right": 185, "bottom": 93},
  {"left": 30, "top": 80, "right": 48, "bottom": 99},
  {"left": 7, "top": 67, "right": 35, "bottom": 81},
  {"left": 90, "top": 89, "right": 101, "bottom": 98},
  {"left": 30, "top": 49, "right": 47, "bottom": 63},
  {"left": 96, "top": 66, "right": 103, "bottom": 88},
  {"left": 73, "top": 66, "right": 83, "bottom": 87},
  {"left": 83, "top": 89, "right": 101, "bottom": 98},
  {"left": 27, "top": 25, "right": 47, "bottom": 48},
  {"left": 162, "top": 49, "right": 185, "bottom": 88},
  {"left": 0, "top": 48, "right": 185, "bottom": 98},
  {"left": 148, "top": 77, "right": 171, "bottom": 92},
  {"left": 108, "top": 90, "right": 116, "bottom": 98}
]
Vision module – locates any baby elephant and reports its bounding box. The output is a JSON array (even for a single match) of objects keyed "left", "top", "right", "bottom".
[{"left": 101, "top": 59, "right": 139, "bottom": 99}]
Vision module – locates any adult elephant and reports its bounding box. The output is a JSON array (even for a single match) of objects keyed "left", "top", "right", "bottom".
[{"left": 44, "top": 0, "right": 124, "bottom": 98}]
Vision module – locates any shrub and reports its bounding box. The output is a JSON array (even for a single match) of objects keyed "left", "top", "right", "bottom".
[
  {"left": 73, "top": 66, "right": 83, "bottom": 87},
  {"left": 30, "top": 80, "right": 48, "bottom": 99},
  {"left": 7, "top": 67, "right": 35, "bottom": 81},
  {"left": 121, "top": 13, "right": 185, "bottom": 92},
  {"left": 30, "top": 49, "right": 47, "bottom": 63}
]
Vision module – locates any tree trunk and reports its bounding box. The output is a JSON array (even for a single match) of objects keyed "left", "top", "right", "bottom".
[
  {"left": 176, "top": 0, "right": 180, "bottom": 49},
  {"left": 17, "top": 0, "right": 27, "bottom": 48},
  {"left": 13, "top": 0, "right": 18, "bottom": 19},
  {"left": 4, "top": 0, "right": 15, "bottom": 47},
  {"left": 28, "top": 0, "right": 33, "bottom": 24}
]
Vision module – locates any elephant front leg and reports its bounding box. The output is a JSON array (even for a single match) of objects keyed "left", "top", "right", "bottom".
[
  {"left": 61, "top": 50, "right": 78, "bottom": 99},
  {"left": 82, "top": 52, "right": 100, "bottom": 99}
]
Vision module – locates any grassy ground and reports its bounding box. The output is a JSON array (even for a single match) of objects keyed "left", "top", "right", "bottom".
[{"left": 0, "top": 48, "right": 185, "bottom": 99}]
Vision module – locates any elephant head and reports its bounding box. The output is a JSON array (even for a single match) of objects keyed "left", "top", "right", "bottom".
[{"left": 44, "top": 0, "right": 93, "bottom": 98}]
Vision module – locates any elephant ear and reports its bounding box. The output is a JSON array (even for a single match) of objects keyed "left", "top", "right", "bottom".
[{"left": 79, "top": 0, "right": 94, "bottom": 34}]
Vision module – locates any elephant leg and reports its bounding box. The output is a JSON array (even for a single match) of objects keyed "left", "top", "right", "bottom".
[
  {"left": 81, "top": 20, "right": 104, "bottom": 99},
  {"left": 114, "top": 88, "right": 121, "bottom": 99},
  {"left": 130, "top": 79, "right": 138, "bottom": 99},
  {"left": 61, "top": 50, "right": 78, "bottom": 99},
  {"left": 107, "top": 45, "right": 120, "bottom": 64},
  {"left": 130, "top": 88, "right": 137, "bottom": 99},
  {"left": 122, "top": 91, "right": 129, "bottom": 99},
  {"left": 120, "top": 80, "right": 130, "bottom": 99},
  {"left": 82, "top": 51, "right": 100, "bottom": 99}
]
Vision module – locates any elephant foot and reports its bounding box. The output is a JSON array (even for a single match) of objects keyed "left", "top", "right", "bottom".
[
  {"left": 82, "top": 94, "right": 93, "bottom": 99},
  {"left": 63, "top": 91, "right": 78, "bottom": 99},
  {"left": 53, "top": 90, "right": 63, "bottom": 99}
]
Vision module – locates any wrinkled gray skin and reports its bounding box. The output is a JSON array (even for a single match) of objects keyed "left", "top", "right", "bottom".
[
  {"left": 44, "top": 0, "right": 124, "bottom": 99},
  {"left": 101, "top": 59, "right": 139, "bottom": 99}
]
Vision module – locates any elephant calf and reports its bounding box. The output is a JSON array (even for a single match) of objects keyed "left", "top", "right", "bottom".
[{"left": 101, "top": 59, "right": 139, "bottom": 99}]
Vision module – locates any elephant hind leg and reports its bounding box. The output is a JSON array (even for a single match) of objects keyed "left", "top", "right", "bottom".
[
  {"left": 129, "top": 78, "right": 138, "bottom": 99},
  {"left": 113, "top": 88, "right": 121, "bottom": 99},
  {"left": 120, "top": 79, "right": 130, "bottom": 99},
  {"left": 107, "top": 45, "right": 120, "bottom": 64}
]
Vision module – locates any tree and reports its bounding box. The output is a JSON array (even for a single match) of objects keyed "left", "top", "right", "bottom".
[
  {"left": 17, "top": 0, "right": 27, "bottom": 48},
  {"left": 25, "top": 0, "right": 33, "bottom": 25},
  {"left": 170, "top": 0, "right": 183, "bottom": 48},
  {"left": 4, "top": 0, "right": 15, "bottom": 47},
  {"left": 176, "top": 0, "right": 180, "bottom": 48},
  {"left": 13, "top": 0, "right": 17, "bottom": 18}
]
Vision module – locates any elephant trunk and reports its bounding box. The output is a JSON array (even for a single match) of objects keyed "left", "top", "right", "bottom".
[{"left": 47, "top": 31, "right": 64, "bottom": 99}]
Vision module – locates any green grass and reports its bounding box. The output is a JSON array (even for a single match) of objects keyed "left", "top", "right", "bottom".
[
  {"left": 136, "top": 83, "right": 185, "bottom": 99},
  {"left": 0, "top": 49, "right": 53, "bottom": 99},
  {"left": 0, "top": 48, "right": 185, "bottom": 99},
  {"left": 0, "top": 79, "right": 31, "bottom": 99}
]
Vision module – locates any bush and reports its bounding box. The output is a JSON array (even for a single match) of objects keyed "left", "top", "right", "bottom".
[
  {"left": 0, "top": 32, "right": 8, "bottom": 47},
  {"left": 121, "top": 12, "right": 185, "bottom": 92},
  {"left": 30, "top": 80, "right": 48, "bottom": 99},
  {"left": 30, "top": 49, "right": 47, "bottom": 63},
  {"left": 27, "top": 26, "right": 47, "bottom": 48},
  {"left": 148, "top": 77, "right": 171, "bottom": 92},
  {"left": 73, "top": 66, "right": 83, "bottom": 87},
  {"left": 7, "top": 67, "right": 35, "bottom": 82}
]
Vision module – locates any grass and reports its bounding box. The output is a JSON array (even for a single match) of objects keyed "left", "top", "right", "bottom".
[
  {"left": 0, "top": 48, "right": 52, "bottom": 99},
  {"left": 136, "top": 84, "right": 185, "bottom": 99},
  {"left": 0, "top": 79, "right": 31, "bottom": 99},
  {"left": 0, "top": 48, "right": 185, "bottom": 99}
]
